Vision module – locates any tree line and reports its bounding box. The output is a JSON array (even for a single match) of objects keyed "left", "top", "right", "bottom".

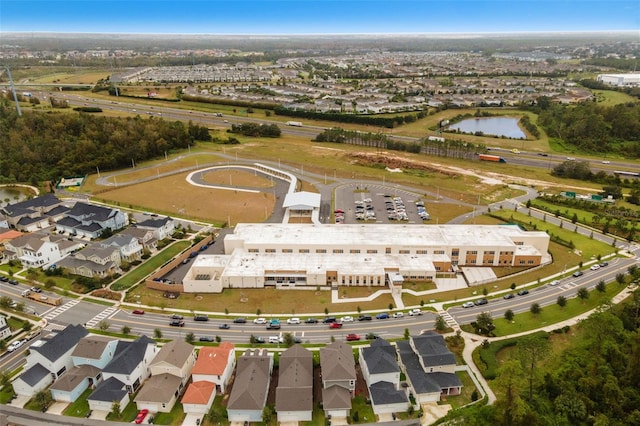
[
  {"left": 0, "top": 103, "right": 211, "bottom": 185},
  {"left": 229, "top": 122, "right": 281, "bottom": 138},
  {"left": 275, "top": 106, "right": 427, "bottom": 128}
]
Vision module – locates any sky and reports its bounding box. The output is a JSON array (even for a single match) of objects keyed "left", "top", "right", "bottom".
[{"left": 0, "top": 0, "right": 638, "bottom": 34}]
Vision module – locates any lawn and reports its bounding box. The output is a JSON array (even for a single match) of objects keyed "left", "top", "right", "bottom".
[
  {"left": 202, "top": 394, "right": 228, "bottom": 426},
  {"left": 530, "top": 199, "right": 600, "bottom": 226},
  {"left": 350, "top": 394, "right": 376, "bottom": 424},
  {"left": 62, "top": 388, "right": 92, "bottom": 417},
  {"left": 592, "top": 89, "right": 639, "bottom": 107},
  {"left": 106, "top": 398, "right": 139, "bottom": 422},
  {"left": 152, "top": 402, "right": 186, "bottom": 425},
  {"left": 490, "top": 281, "right": 625, "bottom": 336},
  {"left": 110, "top": 240, "right": 191, "bottom": 291}
]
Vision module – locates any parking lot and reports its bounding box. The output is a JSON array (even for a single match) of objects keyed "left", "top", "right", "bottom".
[{"left": 334, "top": 183, "right": 431, "bottom": 224}]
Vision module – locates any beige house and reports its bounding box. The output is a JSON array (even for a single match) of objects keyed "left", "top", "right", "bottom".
[
  {"left": 276, "top": 345, "right": 313, "bottom": 423},
  {"left": 227, "top": 349, "right": 273, "bottom": 423},
  {"left": 320, "top": 341, "right": 356, "bottom": 418}
]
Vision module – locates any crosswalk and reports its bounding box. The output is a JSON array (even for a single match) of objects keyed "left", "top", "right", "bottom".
[
  {"left": 438, "top": 310, "right": 459, "bottom": 330},
  {"left": 85, "top": 306, "right": 119, "bottom": 329},
  {"left": 41, "top": 299, "right": 81, "bottom": 321}
]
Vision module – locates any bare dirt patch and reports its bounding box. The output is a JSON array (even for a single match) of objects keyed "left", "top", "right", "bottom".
[{"left": 200, "top": 169, "right": 275, "bottom": 188}]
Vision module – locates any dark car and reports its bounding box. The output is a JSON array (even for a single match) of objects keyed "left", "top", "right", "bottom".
[
  {"left": 0, "top": 276, "right": 8, "bottom": 282},
  {"left": 218, "top": 324, "right": 230, "bottom": 330},
  {"left": 322, "top": 316, "right": 337, "bottom": 324},
  {"left": 194, "top": 315, "right": 209, "bottom": 321},
  {"left": 503, "top": 293, "right": 515, "bottom": 300},
  {"left": 376, "top": 313, "right": 390, "bottom": 320},
  {"left": 199, "top": 336, "right": 214, "bottom": 342},
  {"left": 599, "top": 261, "right": 609, "bottom": 267},
  {"left": 169, "top": 319, "right": 185, "bottom": 327},
  {"left": 199, "top": 245, "right": 209, "bottom": 251},
  {"left": 7, "top": 279, "right": 18, "bottom": 285},
  {"left": 517, "top": 289, "right": 530, "bottom": 296},
  {"left": 474, "top": 298, "right": 488, "bottom": 306},
  {"left": 170, "top": 314, "right": 184, "bottom": 320},
  {"left": 305, "top": 318, "right": 318, "bottom": 324},
  {"left": 253, "top": 336, "right": 265, "bottom": 343},
  {"left": 358, "top": 315, "right": 372, "bottom": 321},
  {"left": 572, "top": 271, "right": 584, "bottom": 277},
  {"left": 233, "top": 317, "right": 247, "bottom": 324}
]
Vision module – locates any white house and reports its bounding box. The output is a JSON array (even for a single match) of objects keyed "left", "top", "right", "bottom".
[
  {"left": 3, "top": 233, "right": 61, "bottom": 268},
  {"left": 71, "top": 335, "right": 120, "bottom": 369},
  {"left": 101, "top": 335, "right": 157, "bottom": 394},
  {"left": 0, "top": 315, "right": 11, "bottom": 340},
  {"left": 360, "top": 339, "right": 409, "bottom": 415},
  {"left": 100, "top": 233, "right": 143, "bottom": 262},
  {"left": 135, "top": 216, "right": 175, "bottom": 241}
]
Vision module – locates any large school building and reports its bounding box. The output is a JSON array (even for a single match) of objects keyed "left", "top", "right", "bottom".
[{"left": 182, "top": 224, "right": 550, "bottom": 293}]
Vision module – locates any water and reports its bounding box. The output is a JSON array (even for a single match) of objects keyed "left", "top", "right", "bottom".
[{"left": 448, "top": 117, "right": 526, "bottom": 139}]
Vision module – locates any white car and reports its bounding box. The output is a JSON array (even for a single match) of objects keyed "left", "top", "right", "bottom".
[
  {"left": 7, "top": 339, "right": 26, "bottom": 352},
  {"left": 253, "top": 318, "right": 267, "bottom": 324},
  {"left": 392, "top": 312, "right": 404, "bottom": 318},
  {"left": 286, "top": 317, "right": 300, "bottom": 324},
  {"left": 341, "top": 316, "right": 354, "bottom": 322},
  {"left": 590, "top": 264, "right": 601, "bottom": 271},
  {"left": 462, "top": 301, "right": 475, "bottom": 308},
  {"left": 408, "top": 309, "right": 422, "bottom": 316},
  {"left": 550, "top": 280, "right": 560, "bottom": 286}
]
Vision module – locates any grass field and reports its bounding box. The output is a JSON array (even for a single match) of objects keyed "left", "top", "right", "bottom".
[{"left": 592, "top": 89, "right": 639, "bottom": 107}]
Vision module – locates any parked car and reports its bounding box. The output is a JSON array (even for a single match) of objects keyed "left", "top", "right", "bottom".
[
  {"left": 134, "top": 409, "right": 149, "bottom": 424},
  {"left": 590, "top": 264, "right": 600, "bottom": 271},
  {"left": 199, "top": 336, "right": 214, "bottom": 342},
  {"left": 194, "top": 315, "right": 209, "bottom": 321},
  {"left": 329, "top": 322, "right": 343, "bottom": 329},
  {"left": 253, "top": 336, "right": 265, "bottom": 343},
  {"left": 322, "top": 316, "right": 337, "bottom": 324},
  {"left": 517, "top": 289, "right": 530, "bottom": 296},
  {"left": 600, "top": 261, "right": 609, "bottom": 267},
  {"left": 376, "top": 313, "right": 389, "bottom": 319},
  {"left": 358, "top": 315, "right": 372, "bottom": 321},
  {"left": 503, "top": 293, "right": 515, "bottom": 300},
  {"left": 7, "top": 339, "right": 26, "bottom": 352},
  {"left": 268, "top": 336, "right": 283, "bottom": 344},
  {"left": 408, "top": 309, "right": 423, "bottom": 316},
  {"left": 287, "top": 317, "right": 301, "bottom": 324},
  {"left": 218, "top": 324, "right": 230, "bottom": 330},
  {"left": 366, "top": 332, "right": 380, "bottom": 340},
  {"left": 253, "top": 318, "right": 267, "bottom": 324},
  {"left": 7, "top": 279, "right": 18, "bottom": 285},
  {"left": 132, "top": 309, "right": 145, "bottom": 315},
  {"left": 341, "top": 316, "right": 354, "bottom": 322},
  {"left": 572, "top": 271, "right": 584, "bottom": 277},
  {"left": 461, "top": 301, "right": 475, "bottom": 308},
  {"left": 233, "top": 318, "right": 247, "bottom": 324},
  {"left": 474, "top": 298, "right": 488, "bottom": 306},
  {"left": 170, "top": 314, "right": 184, "bottom": 320},
  {"left": 169, "top": 319, "right": 185, "bottom": 327},
  {"left": 305, "top": 318, "right": 318, "bottom": 324},
  {"left": 392, "top": 312, "right": 404, "bottom": 318},
  {"left": 0, "top": 276, "right": 7, "bottom": 282},
  {"left": 550, "top": 280, "right": 560, "bottom": 286},
  {"left": 346, "top": 334, "right": 361, "bottom": 341}
]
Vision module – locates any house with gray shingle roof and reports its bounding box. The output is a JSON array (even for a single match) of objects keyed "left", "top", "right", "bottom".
[
  {"left": 320, "top": 341, "right": 356, "bottom": 418},
  {"left": 102, "top": 335, "right": 157, "bottom": 394},
  {"left": 276, "top": 344, "right": 313, "bottom": 423},
  {"left": 57, "top": 242, "right": 121, "bottom": 278},
  {"left": 227, "top": 349, "right": 273, "bottom": 423},
  {"left": 3, "top": 232, "right": 66, "bottom": 268},
  {"left": 55, "top": 202, "right": 128, "bottom": 239},
  {"left": 87, "top": 376, "right": 130, "bottom": 413},
  {"left": 12, "top": 363, "right": 52, "bottom": 397},
  {"left": 135, "top": 216, "right": 175, "bottom": 241},
  {"left": 1, "top": 194, "right": 63, "bottom": 229},
  {"left": 100, "top": 233, "right": 143, "bottom": 261},
  {"left": 396, "top": 332, "right": 462, "bottom": 404},
  {"left": 359, "top": 339, "right": 409, "bottom": 415}
]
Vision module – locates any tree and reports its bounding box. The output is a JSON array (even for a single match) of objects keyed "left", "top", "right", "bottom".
[
  {"left": 474, "top": 312, "right": 495, "bottom": 336},
  {"left": 185, "top": 332, "right": 195, "bottom": 344},
  {"left": 283, "top": 332, "right": 295, "bottom": 347},
  {"left": 35, "top": 390, "right": 53, "bottom": 412},
  {"left": 616, "top": 273, "right": 626, "bottom": 285},
  {"left": 517, "top": 334, "right": 550, "bottom": 401},
  {"left": 596, "top": 280, "right": 606, "bottom": 293},
  {"left": 577, "top": 287, "right": 589, "bottom": 302},
  {"left": 110, "top": 400, "right": 121, "bottom": 419},
  {"left": 0, "top": 296, "right": 11, "bottom": 309},
  {"left": 530, "top": 303, "right": 541, "bottom": 315},
  {"left": 504, "top": 309, "right": 515, "bottom": 322},
  {"left": 121, "top": 325, "right": 131, "bottom": 336},
  {"left": 557, "top": 295, "right": 567, "bottom": 308},
  {"left": 404, "top": 327, "right": 410, "bottom": 339},
  {"left": 98, "top": 320, "right": 110, "bottom": 331},
  {"left": 154, "top": 328, "right": 163, "bottom": 339},
  {"left": 434, "top": 315, "right": 447, "bottom": 332},
  {"left": 494, "top": 360, "right": 528, "bottom": 426}
]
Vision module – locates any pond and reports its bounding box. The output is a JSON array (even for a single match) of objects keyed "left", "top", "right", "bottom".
[
  {"left": 448, "top": 117, "right": 526, "bottom": 139},
  {"left": 0, "top": 186, "right": 31, "bottom": 205}
]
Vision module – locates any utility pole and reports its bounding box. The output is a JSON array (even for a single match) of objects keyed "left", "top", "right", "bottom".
[{"left": 3, "top": 66, "right": 22, "bottom": 116}]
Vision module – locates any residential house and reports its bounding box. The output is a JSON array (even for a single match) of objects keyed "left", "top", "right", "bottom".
[
  {"left": 190, "top": 342, "right": 236, "bottom": 393},
  {"left": 135, "top": 340, "right": 196, "bottom": 413},
  {"left": 135, "top": 216, "right": 175, "bottom": 241},
  {"left": 320, "top": 341, "right": 356, "bottom": 418},
  {"left": 227, "top": 349, "right": 273, "bottom": 423},
  {"left": 119, "top": 227, "right": 158, "bottom": 251},
  {"left": 3, "top": 233, "right": 61, "bottom": 268},
  {"left": 50, "top": 364, "right": 102, "bottom": 402},
  {"left": 87, "top": 376, "right": 130, "bottom": 413},
  {"left": 57, "top": 243, "right": 121, "bottom": 278},
  {"left": 359, "top": 339, "right": 409, "bottom": 415},
  {"left": 102, "top": 335, "right": 157, "bottom": 394},
  {"left": 14, "top": 324, "right": 88, "bottom": 397},
  {"left": 71, "top": 335, "right": 120, "bottom": 369},
  {"left": 55, "top": 202, "right": 128, "bottom": 239},
  {"left": 396, "top": 331, "right": 462, "bottom": 404},
  {"left": 276, "top": 344, "right": 313, "bottom": 423},
  {"left": 182, "top": 381, "right": 217, "bottom": 416},
  {"left": 0, "top": 315, "right": 11, "bottom": 340},
  {"left": 100, "top": 233, "right": 143, "bottom": 261},
  {"left": 1, "top": 194, "right": 63, "bottom": 229}
]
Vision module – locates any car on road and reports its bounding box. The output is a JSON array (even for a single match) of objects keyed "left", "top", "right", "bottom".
[
  {"left": 30, "top": 287, "right": 42, "bottom": 293},
  {"left": 573, "top": 271, "right": 584, "bottom": 277},
  {"left": 474, "top": 298, "right": 488, "bottom": 306},
  {"left": 287, "top": 317, "right": 301, "bottom": 324},
  {"left": 600, "top": 261, "right": 609, "bottom": 267},
  {"left": 218, "top": 324, "right": 231, "bottom": 330},
  {"left": 322, "top": 316, "right": 337, "bottom": 324},
  {"left": 550, "top": 280, "right": 560, "bottom": 286},
  {"left": 132, "top": 309, "right": 145, "bottom": 315},
  {"left": 253, "top": 336, "right": 265, "bottom": 343},
  {"left": 253, "top": 318, "right": 267, "bottom": 324},
  {"left": 233, "top": 318, "right": 247, "bottom": 324},
  {"left": 366, "top": 332, "right": 380, "bottom": 340},
  {"left": 461, "top": 301, "right": 475, "bottom": 308},
  {"left": 517, "top": 289, "right": 530, "bottom": 296},
  {"left": 194, "top": 315, "right": 209, "bottom": 321},
  {"left": 358, "top": 315, "right": 372, "bottom": 321},
  {"left": 329, "top": 322, "right": 343, "bottom": 329},
  {"left": 376, "top": 313, "right": 390, "bottom": 319},
  {"left": 170, "top": 314, "right": 184, "bottom": 320},
  {"left": 408, "top": 309, "right": 423, "bottom": 316},
  {"left": 7, "top": 279, "right": 18, "bottom": 285},
  {"left": 266, "top": 319, "right": 281, "bottom": 330},
  {"left": 590, "top": 264, "right": 600, "bottom": 271},
  {"left": 0, "top": 276, "right": 8, "bottom": 282},
  {"left": 346, "top": 334, "right": 361, "bottom": 341},
  {"left": 392, "top": 312, "right": 404, "bottom": 318},
  {"left": 199, "top": 336, "right": 214, "bottom": 342},
  {"left": 134, "top": 409, "right": 149, "bottom": 424},
  {"left": 268, "top": 336, "right": 283, "bottom": 343},
  {"left": 503, "top": 293, "right": 515, "bottom": 300},
  {"left": 305, "top": 318, "right": 318, "bottom": 324},
  {"left": 7, "top": 339, "right": 26, "bottom": 352},
  {"left": 169, "top": 319, "right": 185, "bottom": 327},
  {"left": 341, "top": 316, "right": 354, "bottom": 322}
]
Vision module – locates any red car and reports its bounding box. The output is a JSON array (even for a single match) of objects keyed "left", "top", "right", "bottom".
[
  {"left": 132, "top": 309, "right": 145, "bottom": 315},
  {"left": 329, "top": 322, "right": 343, "bottom": 329},
  {"left": 134, "top": 408, "right": 149, "bottom": 424},
  {"left": 346, "top": 334, "right": 361, "bottom": 341}
]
